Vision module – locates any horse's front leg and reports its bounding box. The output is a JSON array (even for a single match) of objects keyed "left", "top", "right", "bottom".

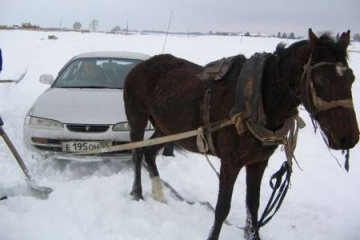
[
  {"left": 207, "top": 161, "right": 241, "bottom": 240},
  {"left": 130, "top": 148, "right": 144, "bottom": 200},
  {"left": 244, "top": 160, "right": 268, "bottom": 240}
]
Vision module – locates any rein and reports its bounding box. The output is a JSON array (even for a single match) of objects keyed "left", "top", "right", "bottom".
[{"left": 257, "top": 161, "right": 291, "bottom": 229}]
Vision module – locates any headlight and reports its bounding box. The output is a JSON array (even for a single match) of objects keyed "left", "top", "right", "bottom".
[
  {"left": 113, "top": 121, "right": 131, "bottom": 131},
  {"left": 24, "top": 116, "right": 63, "bottom": 129},
  {"left": 112, "top": 121, "right": 154, "bottom": 131}
]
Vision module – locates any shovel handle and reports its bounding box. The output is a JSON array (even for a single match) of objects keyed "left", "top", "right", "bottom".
[
  {"left": 0, "top": 118, "right": 53, "bottom": 196},
  {"left": 0, "top": 126, "right": 32, "bottom": 181}
]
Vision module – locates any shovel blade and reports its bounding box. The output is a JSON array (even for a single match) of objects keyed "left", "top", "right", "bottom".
[{"left": 26, "top": 178, "right": 53, "bottom": 198}]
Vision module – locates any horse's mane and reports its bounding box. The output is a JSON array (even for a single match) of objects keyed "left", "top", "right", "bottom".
[
  {"left": 274, "top": 40, "right": 307, "bottom": 63},
  {"left": 275, "top": 32, "right": 348, "bottom": 60},
  {"left": 319, "top": 32, "right": 335, "bottom": 42}
]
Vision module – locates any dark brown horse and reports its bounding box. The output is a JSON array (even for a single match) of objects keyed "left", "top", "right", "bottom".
[{"left": 123, "top": 29, "right": 359, "bottom": 240}]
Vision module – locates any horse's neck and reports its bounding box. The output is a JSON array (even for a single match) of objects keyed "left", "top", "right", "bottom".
[{"left": 262, "top": 45, "right": 311, "bottom": 129}]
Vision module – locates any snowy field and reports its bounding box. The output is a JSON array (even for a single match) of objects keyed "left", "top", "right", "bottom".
[{"left": 0, "top": 29, "right": 360, "bottom": 240}]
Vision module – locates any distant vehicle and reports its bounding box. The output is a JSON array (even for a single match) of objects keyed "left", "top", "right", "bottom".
[{"left": 23, "top": 51, "right": 154, "bottom": 161}]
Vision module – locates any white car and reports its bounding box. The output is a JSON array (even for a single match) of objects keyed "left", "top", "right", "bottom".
[{"left": 23, "top": 51, "right": 154, "bottom": 161}]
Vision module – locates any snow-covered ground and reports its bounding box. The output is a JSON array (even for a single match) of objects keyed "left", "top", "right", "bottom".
[{"left": 0, "top": 30, "right": 359, "bottom": 240}]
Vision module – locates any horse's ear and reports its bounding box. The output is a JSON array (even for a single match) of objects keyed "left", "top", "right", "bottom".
[
  {"left": 338, "top": 30, "right": 351, "bottom": 49},
  {"left": 308, "top": 28, "right": 319, "bottom": 46}
]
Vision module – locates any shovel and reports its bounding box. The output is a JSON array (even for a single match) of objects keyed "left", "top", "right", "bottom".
[
  {"left": 0, "top": 69, "right": 27, "bottom": 84},
  {"left": 0, "top": 117, "right": 53, "bottom": 198}
]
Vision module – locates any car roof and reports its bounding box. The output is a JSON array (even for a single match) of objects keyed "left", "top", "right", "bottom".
[{"left": 73, "top": 51, "right": 151, "bottom": 61}]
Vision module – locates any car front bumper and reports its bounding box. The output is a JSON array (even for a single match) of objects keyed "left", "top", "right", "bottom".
[{"left": 23, "top": 122, "right": 154, "bottom": 161}]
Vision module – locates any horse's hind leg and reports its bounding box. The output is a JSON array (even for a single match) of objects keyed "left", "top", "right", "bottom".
[
  {"left": 128, "top": 112, "right": 149, "bottom": 201},
  {"left": 143, "top": 131, "right": 167, "bottom": 202},
  {"left": 244, "top": 160, "right": 268, "bottom": 240},
  {"left": 162, "top": 143, "right": 175, "bottom": 157},
  {"left": 130, "top": 148, "right": 144, "bottom": 200}
]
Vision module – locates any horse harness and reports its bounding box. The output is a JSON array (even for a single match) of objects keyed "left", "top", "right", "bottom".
[
  {"left": 199, "top": 53, "right": 305, "bottom": 170},
  {"left": 73, "top": 53, "right": 304, "bottom": 161}
]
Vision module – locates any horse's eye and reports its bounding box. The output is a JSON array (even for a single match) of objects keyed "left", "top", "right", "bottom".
[{"left": 314, "top": 76, "right": 329, "bottom": 91}]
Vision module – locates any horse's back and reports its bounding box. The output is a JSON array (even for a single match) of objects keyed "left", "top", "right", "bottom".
[
  {"left": 124, "top": 54, "right": 203, "bottom": 92},
  {"left": 124, "top": 54, "right": 205, "bottom": 136}
]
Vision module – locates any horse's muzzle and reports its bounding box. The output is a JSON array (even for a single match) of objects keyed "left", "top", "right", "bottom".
[
  {"left": 316, "top": 108, "right": 359, "bottom": 150},
  {"left": 331, "top": 135, "right": 359, "bottom": 150}
]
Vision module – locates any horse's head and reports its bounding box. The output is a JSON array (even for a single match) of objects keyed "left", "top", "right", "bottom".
[{"left": 299, "top": 29, "right": 359, "bottom": 150}]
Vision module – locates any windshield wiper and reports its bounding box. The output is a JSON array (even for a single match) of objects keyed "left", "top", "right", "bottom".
[{"left": 55, "top": 86, "right": 120, "bottom": 89}]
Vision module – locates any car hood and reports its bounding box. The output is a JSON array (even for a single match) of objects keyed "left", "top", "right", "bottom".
[{"left": 29, "top": 88, "right": 126, "bottom": 124}]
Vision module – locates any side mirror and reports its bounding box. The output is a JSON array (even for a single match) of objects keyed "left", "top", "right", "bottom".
[{"left": 39, "top": 74, "right": 55, "bottom": 85}]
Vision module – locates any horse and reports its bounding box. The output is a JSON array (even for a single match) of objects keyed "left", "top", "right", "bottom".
[{"left": 123, "top": 29, "right": 359, "bottom": 240}]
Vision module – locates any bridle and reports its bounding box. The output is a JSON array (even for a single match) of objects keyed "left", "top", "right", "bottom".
[
  {"left": 299, "top": 55, "right": 355, "bottom": 172},
  {"left": 300, "top": 54, "right": 354, "bottom": 116}
]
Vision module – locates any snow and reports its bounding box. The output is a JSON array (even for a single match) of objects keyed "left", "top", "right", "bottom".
[{"left": 0, "top": 30, "right": 360, "bottom": 240}]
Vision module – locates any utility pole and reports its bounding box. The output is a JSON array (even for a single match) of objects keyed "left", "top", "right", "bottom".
[{"left": 162, "top": 10, "right": 173, "bottom": 53}]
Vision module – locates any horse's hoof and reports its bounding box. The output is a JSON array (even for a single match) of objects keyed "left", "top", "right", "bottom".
[
  {"left": 244, "top": 228, "right": 261, "bottom": 240},
  {"left": 130, "top": 191, "right": 143, "bottom": 201},
  {"left": 152, "top": 192, "right": 166, "bottom": 203},
  {"left": 207, "top": 236, "right": 219, "bottom": 240},
  {"left": 206, "top": 226, "right": 220, "bottom": 240},
  {"left": 151, "top": 176, "right": 166, "bottom": 203}
]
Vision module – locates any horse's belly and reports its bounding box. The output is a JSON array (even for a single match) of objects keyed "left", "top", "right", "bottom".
[{"left": 216, "top": 130, "right": 278, "bottom": 165}]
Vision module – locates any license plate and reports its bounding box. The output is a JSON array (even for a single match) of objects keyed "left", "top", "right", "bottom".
[{"left": 62, "top": 141, "right": 112, "bottom": 152}]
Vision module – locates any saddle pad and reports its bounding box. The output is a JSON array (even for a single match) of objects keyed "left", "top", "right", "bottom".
[{"left": 197, "top": 55, "right": 246, "bottom": 81}]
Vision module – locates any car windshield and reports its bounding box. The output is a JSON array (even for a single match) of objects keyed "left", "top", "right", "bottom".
[{"left": 52, "top": 58, "right": 141, "bottom": 89}]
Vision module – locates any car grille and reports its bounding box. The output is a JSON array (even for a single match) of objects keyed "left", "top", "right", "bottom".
[{"left": 66, "top": 124, "right": 110, "bottom": 133}]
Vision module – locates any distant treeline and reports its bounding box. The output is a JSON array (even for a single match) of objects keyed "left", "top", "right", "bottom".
[{"left": 1, "top": 23, "right": 360, "bottom": 41}]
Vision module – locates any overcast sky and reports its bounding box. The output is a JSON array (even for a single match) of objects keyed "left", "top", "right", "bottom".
[{"left": 1, "top": 0, "right": 359, "bottom": 37}]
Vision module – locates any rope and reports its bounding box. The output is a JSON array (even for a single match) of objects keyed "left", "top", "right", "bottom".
[
  {"left": 196, "top": 129, "right": 220, "bottom": 178},
  {"left": 73, "top": 128, "right": 204, "bottom": 155}
]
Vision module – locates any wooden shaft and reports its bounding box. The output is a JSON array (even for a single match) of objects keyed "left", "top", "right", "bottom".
[{"left": 0, "top": 126, "right": 32, "bottom": 180}]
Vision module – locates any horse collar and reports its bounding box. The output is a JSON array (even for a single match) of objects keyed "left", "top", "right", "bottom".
[
  {"left": 231, "top": 52, "right": 271, "bottom": 124},
  {"left": 229, "top": 52, "right": 305, "bottom": 148}
]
